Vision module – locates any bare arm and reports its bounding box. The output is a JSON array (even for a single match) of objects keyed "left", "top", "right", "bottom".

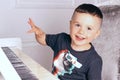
[{"left": 27, "top": 18, "right": 46, "bottom": 45}]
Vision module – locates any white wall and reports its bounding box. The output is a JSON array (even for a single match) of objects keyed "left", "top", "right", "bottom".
[{"left": 0, "top": 0, "right": 111, "bottom": 71}]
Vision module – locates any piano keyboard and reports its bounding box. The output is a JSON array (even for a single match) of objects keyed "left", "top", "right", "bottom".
[{"left": 1, "top": 47, "right": 38, "bottom": 80}]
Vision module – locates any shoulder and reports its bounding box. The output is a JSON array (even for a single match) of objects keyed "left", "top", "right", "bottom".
[
  {"left": 47, "top": 32, "right": 70, "bottom": 40},
  {"left": 57, "top": 32, "right": 69, "bottom": 37},
  {"left": 46, "top": 32, "right": 69, "bottom": 37},
  {"left": 89, "top": 44, "right": 102, "bottom": 64},
  {"left": 46, "top": 33, "right": 70, "bottom": 50},
  {"left": 46, "top": 32, "right": 70, "bottom": 47}
]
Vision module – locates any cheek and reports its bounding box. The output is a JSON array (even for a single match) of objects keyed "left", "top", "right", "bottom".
[
  {"left": 70, "top": 26, "right": 74, "bottom": 34},
  {"left": 70, "top": 27, "right": 76, "bottom": 39},
  {"left": 87, "top": 34, "right": 97, "bottom": 41},
  {"left": 70, "top": 26, "right": 78, "bottom": 34}
]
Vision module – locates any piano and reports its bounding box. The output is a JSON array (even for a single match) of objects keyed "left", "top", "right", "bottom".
[{"left": 0, "top": 47, "right": 59, "bottom": 80}]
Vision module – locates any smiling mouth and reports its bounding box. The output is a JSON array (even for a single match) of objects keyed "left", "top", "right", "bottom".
[{"left": 75, "top": 35, "right": 85, "bottom": 41}]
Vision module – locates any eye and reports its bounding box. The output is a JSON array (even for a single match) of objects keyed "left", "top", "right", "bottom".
[
  {"left": 87, "top": 27, "right": 92, "bottom": 30},
  {"left": 75, "top": 23, "right": 81, "bottom": 27}
]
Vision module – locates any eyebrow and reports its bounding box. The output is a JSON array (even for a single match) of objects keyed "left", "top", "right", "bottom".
[{"left": 71, "top": 20, "right": 79, "bottom": 23}]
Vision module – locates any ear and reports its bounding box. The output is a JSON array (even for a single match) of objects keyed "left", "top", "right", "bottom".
[
  {"left": 69, "top": 20, "right": 72, "bottom": 28},
  {"left": 94, "top": 29, "right": 101, "bottom": 39},
  {"left": 70, "top": 20, "right": 72, "bottom": 24}
]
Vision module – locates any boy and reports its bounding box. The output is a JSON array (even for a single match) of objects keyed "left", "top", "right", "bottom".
[{"left": 28, "top": 4, "right": 103, "bottom": 80}]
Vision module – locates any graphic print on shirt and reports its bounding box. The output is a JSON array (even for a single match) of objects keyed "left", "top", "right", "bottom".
[{"left": 53, "top": 49, "right": 82, "bottom": 76}]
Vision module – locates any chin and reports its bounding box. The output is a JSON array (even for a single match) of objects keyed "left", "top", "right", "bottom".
[{"left": 73, "top": 42, "right": 85, "bottom": 46}]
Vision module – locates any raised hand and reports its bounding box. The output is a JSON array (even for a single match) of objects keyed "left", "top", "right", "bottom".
[
  {"left": 27, "top": 18, "right": 42, "bottom": 35},
  {"left": 27, "top": 18, "right": 46, "bottom": 45}
]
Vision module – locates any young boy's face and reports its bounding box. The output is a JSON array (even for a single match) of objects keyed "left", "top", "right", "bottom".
[{"left": 70, "top": 12, "right": 102, "bottom": 49}]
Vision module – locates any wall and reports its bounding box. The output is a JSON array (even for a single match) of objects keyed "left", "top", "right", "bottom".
[
  {"left": 93, "top": 5, "right": 120, "bottom": 80},
  {"left": 0, "top": 0, "right": 113, "bottom": 71}
]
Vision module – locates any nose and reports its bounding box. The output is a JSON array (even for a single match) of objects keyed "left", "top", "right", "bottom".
[{"left": 78, "top": 28, "right": 85, "bottom": 34}]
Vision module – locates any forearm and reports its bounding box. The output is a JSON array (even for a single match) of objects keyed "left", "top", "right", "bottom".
[{"left": 35, "top": 31, "right": 47, "bottom": 46}]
